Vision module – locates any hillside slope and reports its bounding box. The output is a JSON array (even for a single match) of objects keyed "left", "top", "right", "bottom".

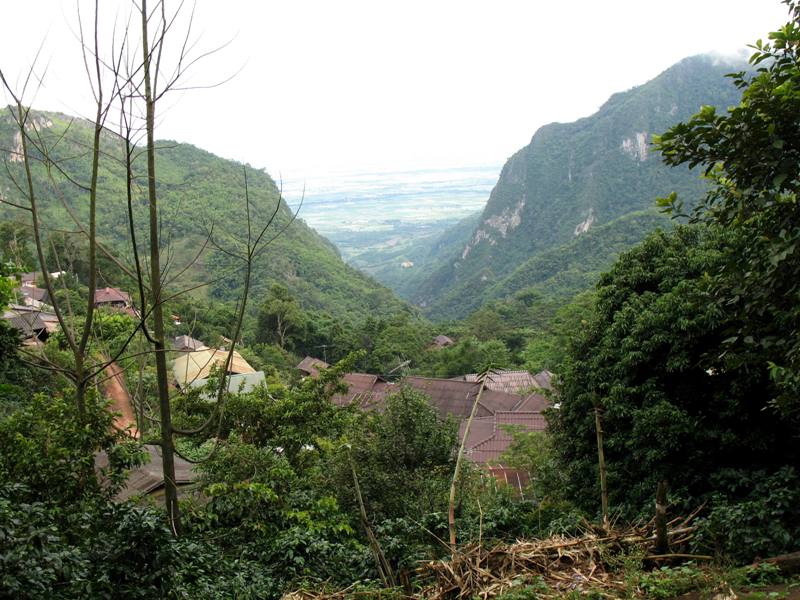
[
  {"left": 413, "top": 55, "right": 745, "bottom": 319},
  {"left": 0, "top": 109, "right": 408, "bottom": 319}
]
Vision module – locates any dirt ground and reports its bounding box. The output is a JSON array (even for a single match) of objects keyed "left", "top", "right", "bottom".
[{"left": 99, "top": 361, "right": 139, "bottom": 439}]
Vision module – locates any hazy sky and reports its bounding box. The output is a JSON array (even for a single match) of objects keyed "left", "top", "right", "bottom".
[{"left": 0, "top": 1, "right": 788, "bottom": 180}]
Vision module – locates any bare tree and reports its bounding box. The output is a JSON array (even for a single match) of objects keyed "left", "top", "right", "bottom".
[{"left": 0, "top": 0, "right": 291, "bottom": 535}]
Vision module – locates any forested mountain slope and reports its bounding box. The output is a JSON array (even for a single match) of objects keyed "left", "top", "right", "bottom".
[
  {"left": 427, "top": 210, "right": 671, "bottom": 320},
  {"left": 0, "top": 109, "right": 408, "bottom": 318},
  {"left": 413, "top": 55, "right": 746, "bottom": 319}
]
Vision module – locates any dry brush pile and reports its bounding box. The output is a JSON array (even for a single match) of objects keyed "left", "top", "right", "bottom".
[{"left": 285, "top": 512, "right": 704, "bottom": 600}]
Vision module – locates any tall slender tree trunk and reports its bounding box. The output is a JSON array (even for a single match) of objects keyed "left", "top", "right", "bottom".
[
  {"left": 449, "top": 374, "right": 488, "bottom": 555},
  {"left": 594, "top": 406, "right": 610, "bottom": 531},
  {"left": 141, "top": 0, "right": 181, "bottom": 535}
]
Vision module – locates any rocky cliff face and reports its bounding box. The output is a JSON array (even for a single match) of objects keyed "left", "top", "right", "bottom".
[{"left": 413, "top": 55, "right": 747, "bottom": 319}]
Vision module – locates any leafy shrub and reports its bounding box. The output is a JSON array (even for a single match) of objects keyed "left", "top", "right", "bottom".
[{"left": 692, "top": 467, "right": 800, "bottom": 562}]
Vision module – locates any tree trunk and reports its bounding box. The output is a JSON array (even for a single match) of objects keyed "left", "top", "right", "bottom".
[
  {"left": 594, "top": 406, "right": 610, "bottom": 531},
  {"left": 141, "top": 0, "right": 181, "bottom": 535},
  {"left": 449, "top": 374, "right": 488, "bottom": 555},
  {"left": 655, "top": 480, "right": 669, "bottom": 555}
]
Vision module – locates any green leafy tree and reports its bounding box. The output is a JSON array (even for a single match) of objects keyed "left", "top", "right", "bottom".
[
  {"left": 327, "top": 386, "right": 458, "bottom": 523},
  {"left": 552, "top": 226, "right": 800, "bottom": 518},
  {"left": 257, "top": 283, "right": 307, "bottom": 350},
  {"left": 655, "top": 1, "right": 800, "bottom": 416},
  {"left": 0, "top": 221, "right": 35, "bottom": 270}
]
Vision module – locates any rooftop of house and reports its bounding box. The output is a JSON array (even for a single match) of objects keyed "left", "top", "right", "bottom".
[
  {"left": 455, "top": 369, "right": 553, "bottom": 395},
  {"left": 432, "top": 334, "right": 455, "bottom": 347},
  {"left": 94, "top": 287, "right": 131, "bottom": 305},
  {"left": 18, "top": 285, "right": 49, "bottom": 303},
  {"left": 2, "top": 306, "right": 58, "bottom": 339},
  {"left": 173, "top": 348, "right": 256, "bottom": 388},
  {"left": 297, "top": 356, "right": 330, "bottom": 377},
  {"left": 172, "top": 335, "right": 207, "bottom": 352},
  {"left": 95, "top": 444, "right": 196, "bottom": 501}
]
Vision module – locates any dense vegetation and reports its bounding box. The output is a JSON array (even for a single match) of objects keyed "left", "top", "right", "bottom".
[
  {"left": 0, "top": 111, "right": 407, "bottom": 321},
  {"left": 2, "top": 2, "right": 800, "bottom": 598}
]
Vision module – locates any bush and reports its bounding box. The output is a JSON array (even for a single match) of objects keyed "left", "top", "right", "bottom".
[{"left": 692, "top": 466, "right": 800, "bottom": 562}]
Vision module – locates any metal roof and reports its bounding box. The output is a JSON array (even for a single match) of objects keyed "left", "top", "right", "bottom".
[
  {"left": 3, "top": 308, "right": 56, "bottom": 339},
  {"left": 172, "top": 335, "right": 207, "bottom": 352},
  {"left": 456, "top": 369, "right": 547, "bottom": 395},
  {"left": 297, "top": 356, "right": 330, "bottom": 377},
  {"left": 172, "top": 348, "right": 256, "bottom": 388},
  {"left": 94, "top": 444, "right": 196, "bottom": 501},
  {"left": 432, "top": 334, "right": 455, "bottom": 347},
  {"left": 465, "top": 412, "right": 547, "bottom": 464}
]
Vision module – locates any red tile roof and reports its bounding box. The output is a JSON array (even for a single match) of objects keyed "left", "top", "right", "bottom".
[
  {"left": 320, "top": 365, "right": 554, "bottom": 466},
  {"left": 456, "top": 369, "right": 551, "bottom": 395}
]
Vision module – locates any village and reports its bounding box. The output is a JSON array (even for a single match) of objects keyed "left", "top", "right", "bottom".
[{"left": 3, "top": 273, "right": 553, "bottom": 502}]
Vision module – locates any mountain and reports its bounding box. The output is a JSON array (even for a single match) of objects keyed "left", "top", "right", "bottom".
[
  {"left": 411, "top": 55, "right": 747, "bottom": 319},
  {"left": 0, "top": 109, "right": 409, "bottom": 320},
  {"left": 426, "top": 209, "right": 672, "bottom": 320}
]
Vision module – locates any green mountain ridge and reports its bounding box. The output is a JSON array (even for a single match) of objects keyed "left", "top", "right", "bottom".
[
  {"left": 425, "top": 209, "right": 672, "bottom": 320},
  {"left": 411, "top": 54, "right": 747, "bottom": 319},
  {"left": 0, "top": 109, "right": 408, "bottom": 320}
]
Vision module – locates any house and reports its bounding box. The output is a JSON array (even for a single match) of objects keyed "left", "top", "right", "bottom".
[
  {"left": 454, "top": 369, "right": 553, "bottom": 395},
  {"left": 297, "top": 356, "right": 330, "bottom": 378},
  {"left": 172, "top": 335, "right": 207, "bottom": 352},
  {"left": 2, "top": 305, "right": 59, "bottom": 344},
  {"left": 95, "top": 444, "right": 196, "bottom": 501},
  {"left": 19, "top": 272, "right": 36, "bottom": 286},
  {"left": 94, "top": 287, "right": 140, "bottom": 318},
  {"left": 431, "top": 334, "right": 454, "bottom": 349},
  {"left": 17, "top": 285, "right": 49, "bottom": 308},
  {"left": 318, "top": 362, "right": 552, "bottom": 465},
  {"left": 172, "top": 347, "right": 256, "bottom": 388},
  {"left": 94, "top": 287, "right": 132, "bottom": 310}
]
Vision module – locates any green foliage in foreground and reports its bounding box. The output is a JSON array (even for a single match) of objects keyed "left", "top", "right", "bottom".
[
  {"left": 656, "top": 7, "right": 800, "bottom": 418},
  {"left": 552, "top": 225, "right": 800, "bottom": 559}
]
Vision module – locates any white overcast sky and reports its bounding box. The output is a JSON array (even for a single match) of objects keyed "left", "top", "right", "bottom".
[{"left": 0, "top": 1, "right": 789, "bottom": 180}]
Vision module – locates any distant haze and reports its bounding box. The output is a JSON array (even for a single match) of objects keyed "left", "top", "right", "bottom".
[{"left": 0, "top": 1, "right": 787, "bottom": 183}]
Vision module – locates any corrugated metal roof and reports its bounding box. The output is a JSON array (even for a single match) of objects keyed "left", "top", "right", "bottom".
[
  {"left": 464, "top": 412, "right": 547, "bottom": 464},
  {"left": 95, "top": 444, "right": 196, "bottom": 501},
  {"left": 324, "top": 370, "right": 552, "bottom": 465},
  {"left": 19, "top": 286, "right": 49, "bottom": 303},
  {"left": 456, "top": 370, "right": 543, "bottom": 395},
  {"left": 513, "top": 392, "right": 550, "bottom": 412},
  {"left": 173, "top": 335, "right": 207, "bottom": 352},
  {"left": 533, "top": 370, "right": 554, "bottom": 390},
  {"left": 3, "top": 308, "right": 56, "bottom": 339},
  {"left": 404, "top": 376, "right": 520, "bottom": 418},
  {"left": 297, "top": 356, "right": 330, "bottom": 377},
  {"left": 172, "top": 348, "right": 255, "bottom": 388},
  {"left": 485, "top": 466, "right": 531, "bottom": 492},
  {"left": 432, "top": 335, "right": 454, "bottom": 347}
]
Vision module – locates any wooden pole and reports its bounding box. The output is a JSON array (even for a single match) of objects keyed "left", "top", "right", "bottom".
[
  {"left": 349, "top": 449, "right": 395, "bottom": 587},
  {"left": 655, "top": 480, "right": 669, "bottom": 555},
  {"left": 449, "top": 372, "right": 489, "bottom": 555},
  {"left": 594, "top": 406, "right": 610, "bottom": 531}
]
